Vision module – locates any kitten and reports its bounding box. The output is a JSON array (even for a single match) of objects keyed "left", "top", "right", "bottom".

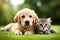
[{"left": 35, "top": 18, "right": 56, "bottom": 34}]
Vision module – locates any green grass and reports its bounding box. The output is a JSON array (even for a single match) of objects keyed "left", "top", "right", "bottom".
[{"left": 0, "top": 25, "right": 60, "bottom": 40}]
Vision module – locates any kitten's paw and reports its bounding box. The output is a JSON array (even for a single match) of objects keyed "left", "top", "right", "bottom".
[
  {"left": 38, "top": 32, "right": 43, "bottom": 34},
  {"left": 45, "top": 31, "right": 51, "bottom": 34}
]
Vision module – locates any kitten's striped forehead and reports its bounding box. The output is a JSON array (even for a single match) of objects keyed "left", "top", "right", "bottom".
[
  {"left": 39, "top": 19, "right": 47, "bottom": 23},
  {"left": 40, "top": 19, "right": 46, "bottom": 22}
]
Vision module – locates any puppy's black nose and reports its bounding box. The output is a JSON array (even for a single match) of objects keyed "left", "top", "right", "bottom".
[{"left": 25, "top": 21, "right": 29, "bottom": 25}]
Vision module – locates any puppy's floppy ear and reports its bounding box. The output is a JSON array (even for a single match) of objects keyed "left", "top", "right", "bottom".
[
  {"left": 32, "top": 10, "right": 38, "bottom": 23},
  {"left": 14, "top": 11, "right": 21, "bottom": 22},
  {"left": 14, "top": 13, "right": 18, "bottom": 22}
]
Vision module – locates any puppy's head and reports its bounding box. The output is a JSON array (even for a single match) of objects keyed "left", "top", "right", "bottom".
[{"left": 14, "top": 8, "right": 38, "bottom": 27}]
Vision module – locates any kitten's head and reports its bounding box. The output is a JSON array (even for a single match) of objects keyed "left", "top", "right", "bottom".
[{"left": 35, "top": 18, "right": 52, "bottom": 32}]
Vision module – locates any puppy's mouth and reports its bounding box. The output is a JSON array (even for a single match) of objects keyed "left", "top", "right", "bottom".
[
  {"left": 25, "top": 24, "right": 29, "bottom": 26},
  {"left": 25, "top": 24, "right": 30, "bottom": 28},
  {"left": 25, "top": 23, "right": 30, "bottom": 26}
]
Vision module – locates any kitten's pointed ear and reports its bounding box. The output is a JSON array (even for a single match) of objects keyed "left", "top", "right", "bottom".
[{"left": 47, "top": 17, "right": 52, "bottom": 22}]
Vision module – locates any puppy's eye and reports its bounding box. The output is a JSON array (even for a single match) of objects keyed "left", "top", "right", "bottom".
[
  {"left": 22, "top": 15, "right": 25, "bottom": 18},
  {"left": 29, "top": 15, "right": 32, "bottom": 18}
]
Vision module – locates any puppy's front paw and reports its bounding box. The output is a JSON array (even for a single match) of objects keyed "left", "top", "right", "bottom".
[
  {"left": 15, "top": 30, "right": 22, "bottom": 35},
  {"left": 24, "top": 31, "right": 33, "bottom": 35}
]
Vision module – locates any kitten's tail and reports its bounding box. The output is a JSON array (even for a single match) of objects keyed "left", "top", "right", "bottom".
[{"left": 50, "top": 29, "right": 56, "bottom": 33}]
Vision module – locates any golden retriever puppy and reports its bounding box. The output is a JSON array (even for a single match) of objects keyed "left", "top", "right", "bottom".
[{"left": 0, "top": 8, "right": 38, "bottom": 35}]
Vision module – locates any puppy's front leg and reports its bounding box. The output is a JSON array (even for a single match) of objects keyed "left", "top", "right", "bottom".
[
  {"left": 14, "top": 30, "right": 22, "bottom": 35},
  {"left": 24, "top": 31, "right": 34, "bottom": 35}
]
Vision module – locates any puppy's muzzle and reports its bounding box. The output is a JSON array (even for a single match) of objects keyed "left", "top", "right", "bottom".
[{"left": 25, "top": 21, "right": 29, "bottom": 26}]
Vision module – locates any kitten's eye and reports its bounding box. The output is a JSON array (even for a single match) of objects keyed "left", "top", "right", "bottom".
[
  {"left": 29, "top": 15, "right": 32, "bottom": 18},
  {"left": 22, "top": 15, "right": 25, "bottom": 18},
  {"left": 45, "top": 24, "right": 47, "bottom": 26},
  {"left": 40, "top": 24, "right": 42, "bottom": 26}
]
